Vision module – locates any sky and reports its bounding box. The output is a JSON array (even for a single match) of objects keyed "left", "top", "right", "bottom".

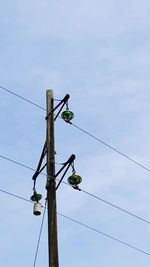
[{"left": 1, "top": 0, "right": 150, "bottom": 266}]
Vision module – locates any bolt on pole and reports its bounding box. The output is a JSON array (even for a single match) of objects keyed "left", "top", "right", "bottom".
[{"left": 46, "top": 89, "right": 59, "bottom": 267}]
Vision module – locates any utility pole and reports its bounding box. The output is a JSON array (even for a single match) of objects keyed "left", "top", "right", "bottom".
[
  {"left": 31, "top": 90, "right": 82, "bottom": 267},
  {"left": 46, "top": 89, "right": 59, "bottom": 267}
]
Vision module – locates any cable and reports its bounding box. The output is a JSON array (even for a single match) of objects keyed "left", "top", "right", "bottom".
[
  {"left": 0, "top": 189, "right": 32, "bottom": 203},
  {"left": 1, "top": 154, "right": 150, "bottom": 226},
  {"left": 0, "top": 188, "right": 149, "bottom": 257},
  {"left": 33, "top": 199, "right": 47, "bottom": 267},
  {"left": 70, "top": 122, "right": 150, "bottom": 174},
  {"left": 81, "top": 189, "right": 150, "bottom": 225},
  {"left": 1, "top": 84, "right": 150, "bottom": 174},
  {"left": 58, "top": 212, "right": 150, "bottom": 256},
  {"left": 0, "top": 154, "right": 36, "bottom": 172},
  {"left": 0, "top": 85, "right": 46, "bottom": 110},
  {"left": 0, "top": 84, "right": 61, "bottom": 105}
]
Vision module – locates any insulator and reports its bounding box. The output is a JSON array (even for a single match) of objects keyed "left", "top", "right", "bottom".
[
  {"left": 61, "top": 110, "right": 74, "bottom": 122},
  {"left": 68, "top": 174, "right": 82, "bottom": 185},
  {"left": 33, "top": 203, "right": 41, "bottom": 216},
  {"left": 30, "top": 192, "right": 42, "bottom": 203}
]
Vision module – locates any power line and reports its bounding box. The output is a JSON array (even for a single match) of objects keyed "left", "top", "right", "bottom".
[
  {"left": 33, "top": 199, "right": 47, "bottom": 267},
  {"left": 58, "top": 212, "right": 150, "bottom": 257},
  {"left": 70, "top": 122, "right": 150, "bottom": 174},
  {"left": 0, "top": 188, "right": 150, "bottom": 257},
  {"left": 81, "top": 189, "right": 150, "bottom": 225},
  {"left": 0, "top": 85, "right": 45, "bottom": 110},
  {"left": 0, "top": 154, "right": 62, "bottom": 173},
  {"left": 0, "top": 154, "right": 36, "bottom": 172},
  {"left": 0, "top": 188, "right": 32, "bottom": 203},
  {"left": 1, "top": 154, "right": 150, "bottom": 226},
  {"left": 1, "top": 84, "right": 150, "bottom": 175}
]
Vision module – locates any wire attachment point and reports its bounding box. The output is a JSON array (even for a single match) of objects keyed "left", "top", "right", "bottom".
[
  {"left": 61, "top": 110, "right": 74, "bottom": 123},
  {"left": 30, "top": 190, "right": 42, "bottom": 203},
  {"left": 72, "top": 185, "right": 81, "bottom": 191},
  {"left": 67, "top": 170, "right": 82, "bottom": 190}
]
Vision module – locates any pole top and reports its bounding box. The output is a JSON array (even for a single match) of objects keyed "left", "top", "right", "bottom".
[{"left": 46, "top": 89, "right": 54, "bottom": 98}]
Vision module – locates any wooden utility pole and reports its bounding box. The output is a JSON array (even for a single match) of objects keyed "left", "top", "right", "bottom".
[{"left": 46, "top": 90, "right": 59, "bottom": 267}]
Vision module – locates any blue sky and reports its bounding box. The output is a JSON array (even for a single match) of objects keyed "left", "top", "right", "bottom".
[{"left": 1, "top": 0, "right": 150, "bottom": 266}]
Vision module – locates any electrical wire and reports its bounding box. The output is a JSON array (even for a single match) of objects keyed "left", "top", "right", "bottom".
[
  {"left": 58, "top": 212, "right": 150, "bottom": 256},
  {"left": 1, "top": 154, "right": 150, "bottom": 226},
  {"left": 0, "top": 188, "right": 32, "bottom": 203},
  {"left": 0, "top": 154, "right": 36, "bottom": 172},
  {"left": 33, "top": 199, "right": 47, "bottom": 267},
  {"left": 70, "top": 122, "right": 150, "bottom": 174},
  {"left": 80, "top": 189, "right": 150, "bottom": 225},
  {"left": 1, "top": 84, "right": 150, "bottom": 174},
  {"left": 0, "top": 188, "right": 150, "bottom": 257},
  {"left": 0, "top": 85, "right": 46, "bottom": 110},
  {"left": 0, "top": 154, "right": 62, "bottom": 173}
]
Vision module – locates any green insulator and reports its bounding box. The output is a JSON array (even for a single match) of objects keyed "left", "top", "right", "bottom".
[
  {"left": 30, "top": 192, "right": 42, "bottom": 203},
  {"left": 67, "top": 174, "right": 82, "bottom": 185},
  {"left": 61, "top": 110, "right": 74, "bottom": 122}
]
